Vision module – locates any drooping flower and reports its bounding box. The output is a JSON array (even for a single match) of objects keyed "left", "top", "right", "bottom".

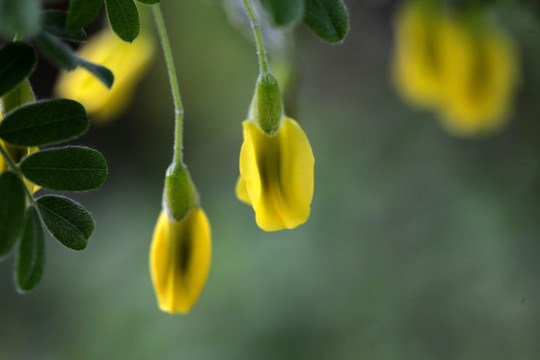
[
  {"left": 150, "top": 208, "right": 211, "bottom": 314},
  {"left": 0, "top": 112, "right": 38, "bottom": 193},
  {"left": 237, "top": 116, "right": 314, "bottom": 231},
  {"left": 436, "top": 17, "right": 519, "bottom": 136},
  {"left": 392, "top": 0, "right": 446, "bottom": 108},
  {"left": 55, "top": 27, "right": 154, "bottom": 122},
  {"left": 392, "top": 0, "right": 520, "bottom": 136}
]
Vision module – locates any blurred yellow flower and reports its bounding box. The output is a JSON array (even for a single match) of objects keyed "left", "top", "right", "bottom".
[
  {"left": 0, "top": 112, "right": 39, "bottom": 193},
  {"left": 150, "top": 208, "right": 211, "bottom": 314},
  {"left": 55, "top": 27, "right": 154, "bottom": 122},
  {"left": 437, "top": 19, "right": 519, "bottom": 136},
  {"left": 392, "top": 1, "right": 445, "bottom": 108},
  {"left": 392, "top": 1, "right": 520, "bottom": 136},
  {"left": 237, "top": 117, "right": 314, "bottom": 231}
]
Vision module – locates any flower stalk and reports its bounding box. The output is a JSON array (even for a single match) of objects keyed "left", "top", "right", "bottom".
[
  {"left": 243, "top": 0, "right": 269, "bottom": 75},
  {"left": 152, "top": 5, "right": 184, "bottom": 167}
]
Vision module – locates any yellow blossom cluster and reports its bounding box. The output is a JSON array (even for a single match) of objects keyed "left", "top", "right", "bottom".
[{"left": 392, "top": 1, "right": 520, "bottom": 136}]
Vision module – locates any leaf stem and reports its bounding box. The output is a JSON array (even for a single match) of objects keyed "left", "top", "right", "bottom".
[
  {"left": 151, "top": 4, "right": 184, "bottom": 166},
  {"left": 0, "top": 144, "right": 35, "bottom": 204},
  {"left": 243, "top": 0, "right": 269, "bottom": 75}
]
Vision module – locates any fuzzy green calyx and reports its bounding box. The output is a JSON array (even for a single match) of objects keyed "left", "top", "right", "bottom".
[
  {"left": 249, "top": 73, "right": 283, "bottom": 134},
  {"left": 162, "top": 163, "right": 199, "bottom": 222}
]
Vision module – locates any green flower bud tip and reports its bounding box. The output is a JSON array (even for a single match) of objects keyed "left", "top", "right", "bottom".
[
  {"left": 248, "top": 72, "right": 283, "bottom": 134},
  {"left": 162, "top": 164, "right": 199, "bottom": 222}
]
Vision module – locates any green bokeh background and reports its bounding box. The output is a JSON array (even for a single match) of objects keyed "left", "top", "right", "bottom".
[{"left": 2, "top": 0, "right": 540, "bottom": 359}]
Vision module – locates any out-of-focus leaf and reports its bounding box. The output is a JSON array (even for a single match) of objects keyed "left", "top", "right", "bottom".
[
  {"left": 77, "top": 58, "right": 115, "bottom": 89},
  {"left": 0, "top": 42, "right": 36, "bottom": 97},
  {"left": 37, "top": 33, "right": 114, "bottom": 88},
  {"left": 0, "top": 0, "right": 40, "bottom": 38},
  {"left": 20, "top": 146, "right": 108, "bottom": 191},
  {"left": 261, "top": 0, "right": 304, "bottom": 27},
  {"left": 0, "top": 171, "right": 26, "bottom": 257},
  {"left": 0, "top": 99, "right": 89, "bottom": 147},
  {"left": 1, "top": 81, "right": 35, "bottom": 114},
  {"left": 66, "top": 0, "right": 104, "bottom": 30},
  {"left": 37, "top": 195, "right": 95, "bottom": 250},
  {"left": 42, "top": 10, "right": 88, "bottom": 42},
  {"left": 137, "top": 0, "right": 160, "bottom": 4},
  {"left": 105, "top": 0, "right": 140, "bottom": 42},
  {"left": 303, "top": 0, "right": 349, "bottom": 43},
  {"left": 15, "top": 206, "right": 45, "bottom": 293},
  {"left": 37, "top": 33, "right": 78, "bottom": 69}
]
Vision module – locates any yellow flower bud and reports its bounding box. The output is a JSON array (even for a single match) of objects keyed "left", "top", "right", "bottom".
[
  {"left": 236, "top": 117, "right": 314, "bottom": 231},
  {"left": 150, "top": 208, "right": 211, "bottom": 314},
  {"left": 55, "top": 27, "right": 154, "bottom": 122}
]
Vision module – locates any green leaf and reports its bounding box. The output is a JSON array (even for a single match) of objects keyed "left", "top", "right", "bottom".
[
  {"left": 67, "top": 0, "right": 104, "bottom": 30},
  {"left": 42, "top": 10, "right": 88, "bottom": 42},
  {"left": 77, "top": 58, "right": 115, "bottom": 89},
  {"left": 137, "top": 0, "right": 160, "bottom": 4},
  {"left": 37, "top": 195, "right": 94, "bottom": 250},
  {"left": 261, "top": 0, "right": 304, "bottom": 27},
  {"left": 0, "top": 0, "right": 41, "bottom": 38},
  {"left": 0, "top": 171, "right": 26, "bottom": 257},
  {"left": 1, "top": 81, "right": 35, "bottom": 114},
  {"left": 20, "top": 146, "right": 108, "bottom": 192},
  {"left": 0, "top": 99, "right": 89, "bottom": 147},
  {"left": 37, "top": 33, "right": 114, "bottom": 89},
  {"left": 15, "top": 206, "right": 45, "bottom": 293},
  {"left": 303, "top": 0, "right": 349, "bottom": 43},
  {"left": 105, "top": 0, "right": 140, "bottom": 42},
  {"left": 0, "top": 42, "right": 36, "bottom": 97},
  {"left": 37, "top": 33, "right": 78, "bottom": 69}
]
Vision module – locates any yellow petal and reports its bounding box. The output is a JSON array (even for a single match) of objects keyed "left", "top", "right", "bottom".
[
  {"left": 150, "top": 208, "right": 211, "bottom": 314},
  {"left": 437, "top": 21, "right": 519, "bottom": 136},
  {"left": 55, "top": 27, "right": 155, "bottom": 122},
  {"left": 239, "top": 117, "right": 314, "bottom": 231},
  {"left": 392, "top": 2, "right": 445, "bottom": 108},
  {"left": 235, "top": 176, "right": 251, "bottom": 205}
]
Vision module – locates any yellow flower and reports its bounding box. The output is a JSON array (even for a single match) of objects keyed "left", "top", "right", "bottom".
[
  {"left": 236, "top": 117, "right": 314, "bottom": 231},
  {"left": 150, "top": 208, "right": 211, "bottom": 314},
  {"left": 437, "top": 18, "right": 519, "bottom": 136},
  {"left": 0, "top": 112, "right": 39, "bottom": 193},
  {"left": 55, "top": 27, "right": 154, "bottom": 122},
  {"left": 392, "top": 1, "right": 445, "bottom": 108},
  {"left": 392, "top": 1, "right": 520, "bottom": 137}
]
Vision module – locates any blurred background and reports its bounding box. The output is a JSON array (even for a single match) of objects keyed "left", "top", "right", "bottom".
[{"left": 2, "top": 0, "right": 540, "bottom": 359}]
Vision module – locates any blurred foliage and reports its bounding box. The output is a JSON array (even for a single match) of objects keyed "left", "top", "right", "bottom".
[{"left": 2, "top": 0, "right": 540, "bottom": 359}]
